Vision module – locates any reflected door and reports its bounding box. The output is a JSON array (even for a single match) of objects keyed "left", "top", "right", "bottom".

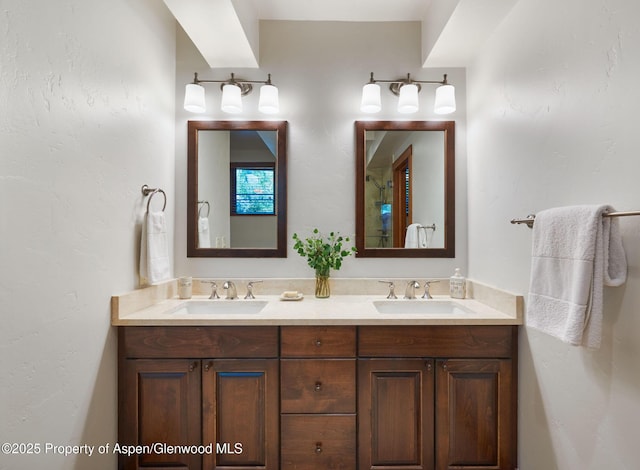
[{"left": 392, "top": 145, "right": 412, "bottom": 247}]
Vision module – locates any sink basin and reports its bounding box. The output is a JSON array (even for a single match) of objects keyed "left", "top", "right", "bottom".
[
  {"left": 373, "top": 300, "right": 472, "bottom": 315},
  {"left": 172, "top": 300, "right": 268, "bottom": 315}
]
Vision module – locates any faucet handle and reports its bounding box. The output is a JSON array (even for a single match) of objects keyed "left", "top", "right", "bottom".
[
  {"left": 203, "top": 280, "right": 220, "bottom": 299},
  {"left": 379, "top": 280, "right": 397, "bottom": 299},
  {"left": 245, "top": 280, "right": 263, "bottom": 299},
  {"left": 422, "top": 280, "right": 440, "bottom": 299}
]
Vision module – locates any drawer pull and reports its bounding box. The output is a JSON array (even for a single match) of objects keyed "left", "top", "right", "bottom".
[
  {"left": 315, "top": 339, "right": 322, "bottom": 347},
  {"left": 314, "top": 381, "right": 322, "bottom": 391},
  {"left": 315, "top": 442, "right": 322, "bottom": 454}
]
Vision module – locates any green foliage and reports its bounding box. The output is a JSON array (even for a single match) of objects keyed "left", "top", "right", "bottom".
[{"left": 292, "top": 229, "right": 357, "bottom": 277}]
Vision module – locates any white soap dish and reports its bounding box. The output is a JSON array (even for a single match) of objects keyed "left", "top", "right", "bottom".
[{"left": 280, "top": 292, "right": 304, "bottom": 301}]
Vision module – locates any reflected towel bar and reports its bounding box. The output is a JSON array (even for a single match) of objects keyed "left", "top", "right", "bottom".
[
  {"left": 198, "top": 200, "right": 210, "bottom": 218},
  {"left": 511, "top": 210, "right": 640, "bottom": 228},
  {"left": 407, "top": 224, "right": 437, "bottom": 232}
]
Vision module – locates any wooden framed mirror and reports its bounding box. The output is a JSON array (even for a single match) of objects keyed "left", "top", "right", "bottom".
[
  {"left": 355, "top": 120, "right": 455, "bottom": 258},
  {"left": 187, "top": 120, "right": 287, "bottom": 257}
]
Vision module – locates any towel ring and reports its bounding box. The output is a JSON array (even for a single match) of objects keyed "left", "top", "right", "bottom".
[
  {"left": 198, "top": 200, "right": 210, "bottom": 218},
  {"left": 141, "top": 185, "right": 167, "bottom": 213}
]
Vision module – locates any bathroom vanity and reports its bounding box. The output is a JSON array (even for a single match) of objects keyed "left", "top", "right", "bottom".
[{"left": 114, "top": 280, "right": 521, "bottom": 470}]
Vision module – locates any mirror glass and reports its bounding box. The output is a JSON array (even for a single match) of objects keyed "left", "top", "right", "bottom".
[
  {"left": 187, "top": 121, "right": 287, "bottom": 257},
  {"left": 355, "top": 121, "right": 455, "bottom": 258}
]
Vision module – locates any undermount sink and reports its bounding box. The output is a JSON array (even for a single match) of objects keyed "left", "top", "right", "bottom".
[
  {"left": 373, "top": 300, "right": 473, "bottom": 315},
  {"left": 172, "top": 300, "right": 268, "bottom": 315}
]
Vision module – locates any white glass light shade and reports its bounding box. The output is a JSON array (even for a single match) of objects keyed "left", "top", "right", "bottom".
[
  {"left": 258, "top": 84, "right": 279, "bottom": 114},
  {"left": 221, "top": 84, "right": 243, "bottom": 114},
  {"left": 360, "top": 83, "right": 381, "bottom": 113},
  {"left": 397, "top": 84, "right": 419, "bottom": 114},
  {"left": 434, "top": 84, "right": 456, "bottom": 114},
  {"left": 184, "top": 83, "right": 206, "bottom": 113}
]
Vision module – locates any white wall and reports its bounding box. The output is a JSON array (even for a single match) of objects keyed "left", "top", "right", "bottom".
[
  {"left": 198, "top": 131, "right": 231, "bottom": 246},
  {"left": 175, "top": 21, "right": 468, "bottom": 279},
  {"left": 0, "top": 1, "right": 176, "bottom": 468},
  {"left": 407, "top": 131, "right": 445, "bottom": 248},
  {"left": 467, "top": 0, "right": 640, "bottom": 467}
]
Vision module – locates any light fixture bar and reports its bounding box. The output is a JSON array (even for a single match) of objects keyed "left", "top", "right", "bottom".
[
  {"left": 367, "top": 72, "right": 449, "bottom": 93},
  {"left": 191, "top": 72, "right": 275, "bottom": 94}
]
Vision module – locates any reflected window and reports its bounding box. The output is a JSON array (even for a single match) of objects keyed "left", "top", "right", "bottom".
[{"left": 230, "top": 163, "right": 275, "bottom": 215}]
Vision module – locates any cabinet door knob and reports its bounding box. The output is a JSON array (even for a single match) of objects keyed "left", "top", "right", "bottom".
[
  {"left": 314, "top": 381, "right": 322, "bottom": 391},
  {"left": 203, "top": 361, "right": 212, "bottom": 372},
  {"left": 442, "top": 362, "right": 448, "bottom": 371},
  {"left": 426, "top": 362, "right": 432, "bottom": 371},
  {"left": 189, "top": 361, "right": 198, "bottom": 372},
  {"left": 315, "top": 442, "right": 322, "bottom": 454}
]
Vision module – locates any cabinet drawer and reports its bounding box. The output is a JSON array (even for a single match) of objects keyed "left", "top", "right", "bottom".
[
  {"left": 120, "top": 326, "right": 279, "bottom": 358},
  {"left": 281, "top": 359, "right": 356, "bottom": 413},
  {"left": 280, "top": 326, "right": 356, "bottom": 357},
  {"left": 358, "top": 325, "right": 515, "bottom": 358},
  {"left": 281, "top": 415, "right": 356, "bottom": 470}
]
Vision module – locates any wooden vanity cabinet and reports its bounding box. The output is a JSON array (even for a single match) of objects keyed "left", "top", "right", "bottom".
[
  {"left": 119, "top": 324, "right": 517, "bottom": 470},
  {"left": 118, "top": 326, "right": 279, "bottom": 470},
  {"left": 358, "top": 325, "right": 517, "bottom": 470}
]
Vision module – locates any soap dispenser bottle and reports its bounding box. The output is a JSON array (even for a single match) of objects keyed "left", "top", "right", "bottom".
[{"left": 449, "top": 268, "right": 466, "bottom": 299}]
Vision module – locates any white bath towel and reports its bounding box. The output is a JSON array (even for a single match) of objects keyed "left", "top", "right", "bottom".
[
  {"left": 527, "top": 205, "right": 627, "bottom": 348},
  {"left": 198, "top": 216, "right": 211, "bottom": 248},
  {"left": 139, "top": 210, "right": 171, "bottom": 285},
  {"left": 405, "top": 223, "right": 427, "bottom": 248}
]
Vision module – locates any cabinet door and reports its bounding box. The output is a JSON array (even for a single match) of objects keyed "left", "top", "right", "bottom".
[
  {"left": 202, "top": 359, "right": 279, "bottom": 469},
  {"left": 358, "top": 359, "right": 435, "bottom": 470},
  {"left": 120, "top": 359, "right": 201, "bottom": 470},
  {"left": 435, "top": 359, "right": 515, "bottom": 470}
]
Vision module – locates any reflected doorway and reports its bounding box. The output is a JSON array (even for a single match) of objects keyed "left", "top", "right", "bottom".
[{"left": 392, "top": 145, "right": 412, "bottom": 247}]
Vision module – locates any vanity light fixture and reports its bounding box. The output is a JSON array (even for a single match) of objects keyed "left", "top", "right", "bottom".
[
  {"left": 184, "top": 72, "right": 279, "bottom": 114},
  {"left": 360, "top": 72, "right": 456, "bottom": 115}
]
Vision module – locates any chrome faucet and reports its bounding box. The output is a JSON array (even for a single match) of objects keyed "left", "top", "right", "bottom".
[
  {"left": 422, "top": 280, "right": 440, "bottom": 299},
  {"left": 404, "top": 280, "right": 420, "bottom": 299},
  {"left": 244, "top": 280, "right": 263, "bottom": 299},
  {"left": 223, "top": 281, "right": 237, "bottom": 299}
]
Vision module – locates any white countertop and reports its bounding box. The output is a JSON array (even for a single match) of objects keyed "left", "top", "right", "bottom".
[{"left": 112, "top": 293, "right": 522, "bottom": 326}]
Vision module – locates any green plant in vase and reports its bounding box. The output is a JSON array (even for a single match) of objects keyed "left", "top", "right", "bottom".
[{"left": 293, "top": 229, "right": 357, "bottom": 298}]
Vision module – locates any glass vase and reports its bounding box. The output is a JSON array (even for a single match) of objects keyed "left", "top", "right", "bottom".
[{"left": 315, "top": 270, "right": 331, "bottom": 298}]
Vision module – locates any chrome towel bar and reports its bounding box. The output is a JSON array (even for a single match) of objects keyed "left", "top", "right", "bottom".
[
  {"left": 511, "top": 210, "right": 640, "bottom": 228},
  {"left": 141, "top": 184, "right": 167, "bottom": 213}
]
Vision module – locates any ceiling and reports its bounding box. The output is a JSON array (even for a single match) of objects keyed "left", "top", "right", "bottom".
[
  {"left": 249, "top": 0, "right": 432, "bottom": 22},
  {"left": 163, "top": 0, "right": 518, "bottom": 68}
]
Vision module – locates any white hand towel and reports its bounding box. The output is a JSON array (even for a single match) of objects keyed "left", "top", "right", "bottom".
[
  {"left": 198, "top": 216, "right": 211, "bottom": 248},
  {"left": 139, "top": 210, "right": 171, "bottom": 285},
  {"left": 527, "top": 205, "right": 627, "bottom": 348},
  {"left": 405, "top": 223, "right": 420, "bottom": 248},
  {"left": 405, "top": 224, "right": 428, "bottom": 248},
  {"left": 419, "top": 227, "right": 428, "bottom": 248}
]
